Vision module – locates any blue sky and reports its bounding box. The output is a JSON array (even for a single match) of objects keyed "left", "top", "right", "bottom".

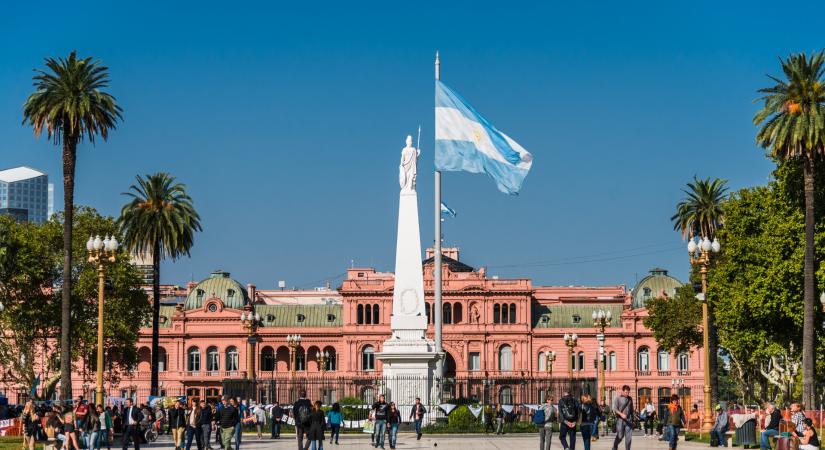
[{"left": 0, "top": 1, "right": 815, "bottom": 289}]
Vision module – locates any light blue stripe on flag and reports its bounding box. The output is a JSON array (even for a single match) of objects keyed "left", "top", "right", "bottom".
[
  {"left": 440, "top": 202, "right": 456, "bottom": 217},
  {"left": 435, "top": 80, "right": 533, "bottom": 194}
]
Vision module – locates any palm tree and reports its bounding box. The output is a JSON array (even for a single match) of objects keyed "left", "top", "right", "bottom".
[
  {"left": 22, "top": 51, "right": 122, "bottom": 400},
  {"left": 754, "top": 51, "right": 825, "bottom": 408},
  {"left": 671, "top": 176, "right": 727, "bottom": 406},
  {"left": 118, "top": 173, "right": 201, "bottom": 395}
]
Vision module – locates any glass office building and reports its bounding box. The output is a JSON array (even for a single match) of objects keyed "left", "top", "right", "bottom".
[{"left": 0, "top": 166, "right": 49, "bottom": 224}]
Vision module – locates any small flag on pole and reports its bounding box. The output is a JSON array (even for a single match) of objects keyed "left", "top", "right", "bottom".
[
  {"left": 435, "top": 80, "right": 534, "bottom": 194},
  {"left": 440, "top": 202, "right": 456, "bottom": 218}
]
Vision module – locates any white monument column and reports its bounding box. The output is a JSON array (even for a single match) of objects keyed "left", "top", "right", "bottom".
[{"left": 377, "top": 135, "right": 437, "bottom": 417}]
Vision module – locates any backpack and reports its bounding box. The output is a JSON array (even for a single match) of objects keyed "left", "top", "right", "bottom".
[
  {"left": 532, "top": 409, "right": 545, "bottom": 425},
  {"left": 296, "top": 402, "right": 311, "bottom": 427},
  {"left": 559, "top": 396, "right": 579, "bottom": 422}
]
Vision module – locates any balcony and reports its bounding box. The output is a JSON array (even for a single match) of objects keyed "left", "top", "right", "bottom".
[
  {"left": 677, "top": 370, "right": 692, "bottom": 376},
  {"left": 657, "top": 371, "right": 671, "bottom": 377},
  {"left": 637, "top": 370, "right": 651, "bottom": 377}
]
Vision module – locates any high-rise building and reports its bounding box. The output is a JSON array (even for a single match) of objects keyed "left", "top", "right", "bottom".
[{"left": 0, "top": 166, "right": 49, "bottom": 224}]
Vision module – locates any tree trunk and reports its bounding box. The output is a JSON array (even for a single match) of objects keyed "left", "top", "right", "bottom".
[
  {"left": 709, "top": 303, "right": 719, "bottom": 406},
  {"left": 59, "top": 135, "right": 77, "bottom": 401},
  {"left": 802, "top": 155, "right": 816, "bottom": 409},
  {"left": 150, "top": 239, "right": 161, "bottom": 396}
]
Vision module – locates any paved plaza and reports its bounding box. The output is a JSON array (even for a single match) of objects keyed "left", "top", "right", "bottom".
[{"left": 145, "top": 433, "right": 712, "bottom": 450}]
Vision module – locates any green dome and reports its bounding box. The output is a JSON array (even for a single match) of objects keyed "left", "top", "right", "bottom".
[
  {"left": 185, "top": 270, "right": 248, "bottom": 310},
  {"left": 631, "top": 268, "right": 683, "bottom": 309}
]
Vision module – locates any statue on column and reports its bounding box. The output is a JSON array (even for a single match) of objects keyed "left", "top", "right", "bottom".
[{"left": 399, "top": 135, "right": 420, "bottom": 192}]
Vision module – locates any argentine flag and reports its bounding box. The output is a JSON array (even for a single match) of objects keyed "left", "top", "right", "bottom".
[
  {"left": 440, "top": 202, "right": 457, "bottom": 217},
  {"left": 435, "top": 80, "right": 534, "bottom": 194}
]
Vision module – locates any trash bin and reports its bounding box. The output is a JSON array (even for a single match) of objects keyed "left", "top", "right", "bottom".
[{"left": 735, "top": 419, "right": 757, "bottom": 448}]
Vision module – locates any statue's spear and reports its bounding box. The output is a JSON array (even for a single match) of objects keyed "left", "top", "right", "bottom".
[{"left": 416, "top": 125, "right": 421, "bottom": 152}]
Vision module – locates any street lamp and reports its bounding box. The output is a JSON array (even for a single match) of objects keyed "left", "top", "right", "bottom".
[
  {"left": 316, "top": 350, "right": 330, "bottom": 374},
  {"left": 240, "top": 311, "right": 261, "bottom": 381},
  {"left": 545, "top": 351, "right": 556, "bottom": 376},
  {"left": 86, "top": 234, "right": 118, "bottom": 407},
  {"left": 687, "top": 235, "right": 720, "bottom": 432},
  {"left": 287, "top": 334, "right": 302, "bottom": 377},
  {"left": 592, "top": 309, "right": 612, "bottom": 417},
  {"left": 564, "top": 333, "right": 578, "bottom": 379}
]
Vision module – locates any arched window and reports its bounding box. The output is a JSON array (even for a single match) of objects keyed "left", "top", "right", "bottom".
[
  {"left": 498, "top": 345, "right": 513, "bottom": 371},
  {"left": 425, "top": 303, "right": 431, "bottom": 324},
  {"left": 608, "top": 351, "right": 617, "bottom": 371},
  {"left": 493, "top": 304, "right": 501, "bottom": 324},
  {"left": 454, "top": 303, "right": 463, "bottom": 323},
  {"left": 362, "top": 345, "right": 375, "bottom": 371},
  {"left": 357, "top": 304, "right": 364, "bottom": 325},
  {"left": 372, "top": 304, "right": 379, "bottom": 324},
  {"left": 501, "top": 304, "right": 509, "bottom": 323},
  {"left": 206, "top": 346, "right": 219, "bottom": 372},
  {"left": 570, "top": 351, "right": 577, "bottom": 371},
  {"left": 295, "top": 348, "right": 305, "bottom": 371},
  {"left": 509, "top": 303, "right": 516, "bottom": 324},
  {"left": 157, "top": 347, "right": 167, "bottom": 372},
  {"left": 578, "top": 351, "right": 585, "bottom": 372},
  {"left": 499, "top": 386, "right": 513, "bottom": 404},
  {"left": 677, "top": 352, "right": 689, "bottom": 371},
  {"left": 226, "top": 346, "right": 239, "bottom": 372},
  {"left": 365, "top": 305, "right": 372, "bottom": 325},
  {"left": 657, "top": 348, "right": 670, "bottom": 371},
  {"left": 538, "top": 352, "right": 546, "bottom": 372},
  {"left": 187, "top": 347, "right": 200, "bottom": 372},
  {"left": 324, "top": 348, "right": 337, "bottom": 371},
  {"left": 637, "top": 347, "right": 650, "bottom": 372},
  {"left": 443, "top": 303, "right": 452, "bottom": 325},
  {"left": 261, "top": 347, "right": 275, "bottom": 372}
]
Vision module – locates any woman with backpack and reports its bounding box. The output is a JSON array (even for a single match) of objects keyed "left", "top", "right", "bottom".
[
  {"left": 327, "top": 403, "right": 342, "bottom": 446},
  {"left": 307, "top": 401, "right": 326, "bottom": 450},
  {"left": 665, "top": 395, "right": 686, "bottom": 450}
]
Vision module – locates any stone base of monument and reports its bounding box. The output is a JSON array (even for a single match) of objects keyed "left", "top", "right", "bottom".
[{"left": 377, "top": 334, "right": 439, "bottom": 424}]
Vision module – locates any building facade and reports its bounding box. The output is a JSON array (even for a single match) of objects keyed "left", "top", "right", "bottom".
[{"left": 0, "top": 166, "right": 50, "bottom": 224}]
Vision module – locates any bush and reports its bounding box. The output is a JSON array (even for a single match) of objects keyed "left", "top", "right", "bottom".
[{"left": 447, "top": 405, "right": 482, "bottom": 431}]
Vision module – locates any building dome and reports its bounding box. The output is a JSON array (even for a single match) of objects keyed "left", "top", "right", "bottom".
[
  {"left": 631, "top": 268, "right": 683, "bottom": 309},
  {"left": 185, "top": 270, "right": 248, "bottom": 310}
]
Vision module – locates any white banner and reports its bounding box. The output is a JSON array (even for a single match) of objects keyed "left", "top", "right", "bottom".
[
  {"left": 468, "top": 406, "right": 483, "bottom": 418},
  {"left": 439, "top": 404, "right": 457, "bottom": 415},
  {"left": 501, "top": 405, "right": 514, "bottom": 413}
]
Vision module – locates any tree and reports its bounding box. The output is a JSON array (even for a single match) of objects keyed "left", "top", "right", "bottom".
[
  {"left": 643, "top": 285, "right": 703, "bottom": 354},
  {"left": 671, "top": 176, "right": 727, "bottom": 404},
  {"left": 22, "top": 51, "right": 122, "bottom": 400},
  {"left": 118, "top": 173, "right": 201, "bottom": 396},
  {"left": 754, "top": 51, "right": 825, "bottom": 407},
  {"left": 0, "top": 209, "right": 149, "bottom": 398}
]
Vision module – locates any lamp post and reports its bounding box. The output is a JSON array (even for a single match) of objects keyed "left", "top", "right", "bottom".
[
  {"left": 240, "top": 311, "right": 261, "bottom": 379},
  {"left": 287, "top": 334, "right": 302, "bottom": 377},
  {"left": 86, "top": 234, "right": 118, "bottom": 407},
  {"left": 317, "top": 350, "right": 329, "bottom": 374},
  {"left": 687, "top": 236, "right": 720, "bottom": 432},
  {"left": 545, "top": 351, "right": 556, "bottom": 376},
  {"left": 564, "top": 333, "right": 578, "bottom": 379},
  {"left": 592, "top": 309, "right": 612, "bottom": 415}
]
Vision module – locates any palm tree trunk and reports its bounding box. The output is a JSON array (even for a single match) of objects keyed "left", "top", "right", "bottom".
[
  {"left": 802, "top": 155, "right": 816, "bottom": 409},
  {"left": 708, "top": 304, "right": 719, "bottom": 406},
  {"left": 150, "top": 239, "right": 161, "bottom": 396},
  {"left": 59, "top": 135, "right": 76, "bottom": 401}
]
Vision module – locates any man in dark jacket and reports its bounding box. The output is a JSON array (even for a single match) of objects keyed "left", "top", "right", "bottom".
[
  {"left": 121, "top": 399, "right": 143, "bottom": 450},
  {"left": 199, "top": 400, "right": 213, "bottom": 450},
  {"left": 292, "top": 390, "right": 312, "bottom": 450},
  {"left": 168, "top": 401, "right": 187, "bottom": 450},
  {"left": 218, "top": 398, "right": 239, "bottom": 450},
  {"left": 408, "top": 398, "right": 426, "bottom": 440},
  {"left": 558, "top": 391, "right": 581, "bottom": 450},
  {"left": 372, "top": 394, "right": 389, "bottom": 449},
  {"left": 759, "top": 403, "right": 782, "bottom": 450},
  {"left": 270, "top": 402, "right": 283, "bottom": 439}
]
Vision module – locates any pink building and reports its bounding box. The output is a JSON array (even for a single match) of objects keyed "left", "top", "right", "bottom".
[{"left": 6, "top": 248, "right": 703, "bottom": 416}]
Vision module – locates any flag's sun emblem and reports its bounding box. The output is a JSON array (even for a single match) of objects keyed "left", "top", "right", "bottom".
[{"left": 473, "top": 130, "right": 483, "bottom": 143}]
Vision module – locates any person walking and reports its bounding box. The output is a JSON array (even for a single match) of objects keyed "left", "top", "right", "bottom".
[
  {"left": 199, "top": 401, "right": 213, "bottom": 450},
  {"left": 253, "top": 403, "right": 266, "bottom": 440},
  {"left": 642, "top": 400, "right": 655, "bottom": 438},
  {"left": 665, "top": 395, "right": 685, "bottom": 450},
  {"left": 63, "top": 403, "right": 81, "bottom": 450},
  {"left": 539, "top": 396, "right": 557, "bottom": 450},
  {"left": 293, "top": 390, "right": 313, "bottom": 450},
  {"left": 710, "top": 404, "right": 729, "bottom": 448},
  {"left": 759, "top": 403, "right": 782, "bottom": 450},
  {"left": 75, "top": 397, "right": 90, "bottom": 450},
  {"left": 85, "top": 407, "right": 101, "bottom": 450},
  {"left": 327, "top": 403, "right": 342, "bottom": 446},
  {"left": 484, "top": 405, "right": 495, "bottom": 434},
  {"left": 611, "top": 385, "right": 634, "bottom": 450},
  {"left": 184, "top": 401, "right": 203, "bottom": 450},
  {"left": 169, "top": 401, "right": 187, "bottom": 450},
  {"left": 217, "top": 398, "right": 239, "bottom": 450},
  {"left": 121, "top": 399, "right": 143, "bottom": 450},
  {"left": 230, "top": 399, "right": 243, "bottom": 450},
  {"left": 580, "top": 394, "right": 602, "bottom": 450},
  {"left": 409, "top": 398, "right": 426, "bottom": 441},
  {"left": 269, "top": 402, "right": 283, "bottom": 439},
  {"left": 387, "top": 403, "right": 400, "bottom": 450},
  {"left": 799, "top": 418, "right": 820, "bottom": 450},
  {"left": 558, "top": 391, "right": 580, "bottom": 450},
  {"left": 307, "top": 401, "right": 326, "bottom": 450},
  {"left": 96, "top": 405, "right": 112, "bottom": 450},
  {"left": 372, "top": 394, "right": 388, "bottom": 449},
  {"left": 495, "top": 404, "right": 505, "bottom": 435}
]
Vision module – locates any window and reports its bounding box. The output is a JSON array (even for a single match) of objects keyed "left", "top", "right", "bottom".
[
  {"left": 572, "top": 314, "right": 582, "bottom": 324},
  {"left": 657, "top": 348, "right": 670, "bottom": 371},
  {"left": 296, "top": 314, "right": 306, "bottom": 323},
  {"left": 498, "top": 345, "right": 513, "bottom": 371},
  {"left": 365, "top": 305, "right": 372, "bottom": 325},
  {"left": 493, "top": 304, "right": 501, "bottom": 324},
  {"left": 499, "top": 386, "right": 513, "bottom": 404},
  {"left": 509, "top": 303, "right": 516, "bottom": 324},
  {"left": 608, "top": 351, "right": 617, "bottom": 371},
  {"left": 362, "top": 346, "right": 375, "bottom": 371},
  {"left": 266, "top": 314, "right": 275, "bottom": 322},
  {"left": 187, "top": 347, "right": 200, "bottom": 372},
  {"left": 196, "top": 289, "right": 205, "bottom": 302},
  {"left": 208, "top": 303, "right": 218, "bottom": 312},
  {"left": 469, "top": 352, "right": 480, "bottom": 371},
  {"left": 226, "top": 346, "right": 239, "bottom": 372},
  {"left": 541, "top": 315, "right": 550, "bottom": 324},
  {"left": 327, "top": 314, "right": 336, "bottom": 322},
  {"left": 638, "top": 387, "right": 652, "bottom": 407},
  {"left": 637, "top": 347, "right": 650, "bottom": 372},
  {"left": 157, "top": 347, "right": 167, "bottom": 372},
  {"left": 261, "top": 347, "right": 275, "bottom": 372},
  {"left": 643, "top": 287, "right": 652, "bottom": 298},
  {"left": 571, "top": 352, "right": 577, "bottom": 371},
  {"left": 538, "top": 352, "right": 546, "bottom": 372},
  {"left": 206, "top": 347, "right": 219, "bottom": 372},
  {"left": 425, "top": 303, "right": 431, "bottom": 324},
  {"left": 454, "top": 303, "right": 463, "bottom": 323},
  {"left": 227, "top": 289, "right": 236, "bottom": 299},
  {"left": 372, "top": 304, "right": 379, "bottom": 324},
  {"left": 677, "top": 352, "right": 689, "bottom": 371},
  {"left": 186, "top": 388, "right": 201, "bottom": 399},
  {"left": 443, "top": 303, "right": 452, "bottom": 325},
  {"left": 357, "top": 304, "right": 364, "bottom": 324},
  {"left": 361, "top": 387, "right": 374, "bottom": 403},
  {"left": 295, "top": 349, "right": 306, "bottom": 371},
  {"left": 578, "top": 352, "right": 585, "bottom": 372},
  {"left": 325, "top": 350, "right": 337, "bottom": 371}
]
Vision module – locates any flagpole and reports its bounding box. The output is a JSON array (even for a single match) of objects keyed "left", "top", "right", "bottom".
[{"left": 434, "top": 51, "right": 443, "bottom": 383}]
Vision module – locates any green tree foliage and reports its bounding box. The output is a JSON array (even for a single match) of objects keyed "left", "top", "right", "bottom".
[
  {"left": 643, "top": 285, "right": 702, "bottom": 354},
  {"left": 0, "top": 208, "right": 149, "bottom": 398}
]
